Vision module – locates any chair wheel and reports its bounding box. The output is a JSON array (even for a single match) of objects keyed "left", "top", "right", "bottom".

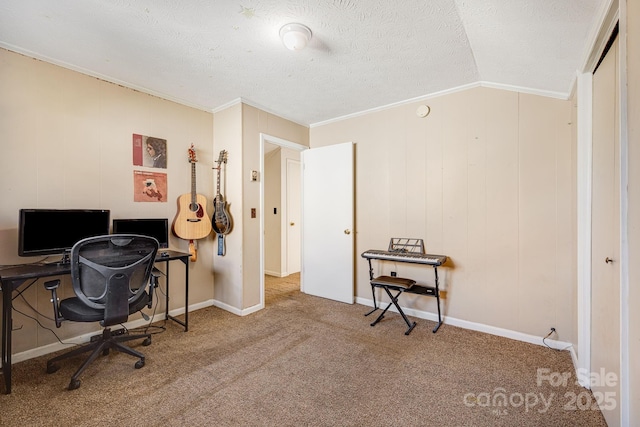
[
  {"left": 102, "top": 348, "right": 110, "bottom": 356},
  {"left": 46, "top": 363, "right": 59, "bottom": 374},
  {"left": 135, "top": 359, "right": 145, "bottom": 369},
  {"left": 68, "top": 379, "right": 81, "bottom": 390},
  {"left": 142, "top": 337, "right": 151, "bottom": 346}
]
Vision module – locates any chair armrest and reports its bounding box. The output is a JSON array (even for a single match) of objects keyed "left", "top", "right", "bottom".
[{"left": 43, "top": 279, "right": 63, "bottom": 328}]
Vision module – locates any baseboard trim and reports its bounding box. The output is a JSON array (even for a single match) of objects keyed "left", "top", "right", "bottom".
[
  {"left": 264, "top": 270, "right": 287, "bottom": 278},
  {"left": 8, "top": 300, "right": 217, "bottom": 366},
  {"left": 9, "top": 296, "right": 577, "bottom": 371},
  {"left": 167, "top": 299, "right": 215, "bottom": 316},
  {"left": 212, "top": 298, "right": 264, "bottom": 316},
  {"left": 11, "top": 316, "right": 158, "bottom": 365},
  {"left": 354, "top": 296, "right": 574, "bottom": 353}
]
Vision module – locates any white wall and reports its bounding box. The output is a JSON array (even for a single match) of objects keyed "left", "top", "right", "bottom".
[
  {"left": 0, "top": 48, "right": 215, "bottom": 354},
  {"left": 240, "top": 105, "right": 309, "bottom": 310},
  {"left": 264, "top": 147, "right": 282, "bottom": 275},
  {"left": 263, "top": 146, "right": 302, "bottom": 277},
  {"left": 625, "top": 0, "right": 639, "bottom": 423},
  {"left": 211, "top": 103, "right": 244, "bottom": 311},
  {"left": 310, "top": 87, "right": 577, "bottom": 341}
]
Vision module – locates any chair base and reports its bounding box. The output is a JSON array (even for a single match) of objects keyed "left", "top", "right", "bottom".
[{"left": 46, "top": 327, "right": 151, "bottom": 390}]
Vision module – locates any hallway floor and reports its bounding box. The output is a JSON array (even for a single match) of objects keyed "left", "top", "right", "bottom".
[{"left": 265, "top": 272, "right": 300, "bottom": 305}]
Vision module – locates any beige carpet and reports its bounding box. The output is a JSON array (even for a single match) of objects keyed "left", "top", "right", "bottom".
[{"left": 0, "top": 274, "right": 607, "bottom": 426}]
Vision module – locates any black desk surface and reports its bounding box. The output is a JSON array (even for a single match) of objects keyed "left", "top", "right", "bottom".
[{"left": 0, "top": 250, "right": 190, "bottom": 289}]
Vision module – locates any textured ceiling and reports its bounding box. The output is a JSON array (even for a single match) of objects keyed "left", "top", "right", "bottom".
[{"left": 0, "top": 0, "right": 604, "bottom": 126}]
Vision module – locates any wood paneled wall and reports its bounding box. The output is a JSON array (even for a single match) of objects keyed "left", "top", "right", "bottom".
[{"left": 311, "top": 87, "right": 576, "bottom": 340}]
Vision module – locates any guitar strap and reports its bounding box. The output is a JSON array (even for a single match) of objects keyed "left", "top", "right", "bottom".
[{"left": 217, "top": 234, "right": 225, "bottom": 256}]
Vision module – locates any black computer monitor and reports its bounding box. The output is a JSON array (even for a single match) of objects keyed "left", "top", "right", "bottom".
[
  {"left": 112, "top": 218, "right": 169, "bottom": 249},
  {"left": 18, "top": 208, "right": 111, "bottom": 258}
]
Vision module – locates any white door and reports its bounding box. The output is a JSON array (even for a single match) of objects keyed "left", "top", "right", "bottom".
[
  {"left": 302, "top": 142, "right": 354, "bottom": 304},
  {"left": 286, "top": 159, "right": 301, "bottom": 274},
  {"left": 591, "top": 36, "right": 620, "bottom": 427}
]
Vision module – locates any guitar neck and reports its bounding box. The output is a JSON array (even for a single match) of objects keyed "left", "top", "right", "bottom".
[
  {"left": 214, "top": 150, "right": 227, "bottom": 199},
  {"left": 191, "top": 162, "right": 197, "bottom": 205},
  {"left": 216, "top": 167, "right": 221, "bottom": 197}
]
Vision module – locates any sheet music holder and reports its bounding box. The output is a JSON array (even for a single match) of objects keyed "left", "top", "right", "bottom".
[{"left": 388, "top": 238, "right": 425, "bottom": 254}]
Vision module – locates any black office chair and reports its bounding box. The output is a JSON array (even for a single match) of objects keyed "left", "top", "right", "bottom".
[{"left": 43, "top": 234, "right": 159, "bottom": 390}]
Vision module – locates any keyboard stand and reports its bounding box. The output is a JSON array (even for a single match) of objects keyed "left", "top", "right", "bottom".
[
  {"left": 362, "top": 238, "right": 447, "bottom": 334},
  {"left": 367, "top": 275, "right": 417, "bottom": 335},
  {"left": 405, "top": 271, "right": 443, "bottom": 333}
]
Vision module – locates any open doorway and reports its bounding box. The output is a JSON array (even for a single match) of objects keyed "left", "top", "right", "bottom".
[{"left": 260, "top": 134, "right": 306, "bottom": 307}]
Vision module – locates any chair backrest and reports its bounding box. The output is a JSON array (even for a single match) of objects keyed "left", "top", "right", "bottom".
[{"left": 70, "top": 234, "right": 159, "bottom": 326}]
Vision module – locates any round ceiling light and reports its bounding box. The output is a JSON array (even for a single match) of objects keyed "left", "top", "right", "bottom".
[{"left": 279, "top": 23, "right": 312, "bottom": 51}]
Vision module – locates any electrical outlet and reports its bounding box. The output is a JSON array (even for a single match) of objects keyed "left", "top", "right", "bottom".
[{"left": 390, "top": 271, "right": 397, "bottom": 277}]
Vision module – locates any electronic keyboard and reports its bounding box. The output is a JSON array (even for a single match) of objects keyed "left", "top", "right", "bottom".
[{"left": 361, "top": 250, "right": 447, "bottom": 266}]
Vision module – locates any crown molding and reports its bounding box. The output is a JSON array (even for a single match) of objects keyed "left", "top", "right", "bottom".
[{"left": 310, "top": 81, "right": 569, "bottom": 128}]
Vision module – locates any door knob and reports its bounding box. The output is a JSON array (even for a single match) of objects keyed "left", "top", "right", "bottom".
[
  {"left": 290, "top": 222, "right": 295, "bottom": 226},
  {"left": 605, "top": 257, "right": 614, "bottom": 264},
  {"left": 344, "top": 229, "right": 351, "bottom": 235}
]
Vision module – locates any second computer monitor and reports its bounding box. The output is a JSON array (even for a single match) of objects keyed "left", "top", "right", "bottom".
[{"left": 112, "top": 218, "right": 169, "bottom": 248}]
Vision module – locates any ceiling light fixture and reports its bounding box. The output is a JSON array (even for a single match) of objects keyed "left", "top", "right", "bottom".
[{"left": 279, "top": 23, "right": 312, "bottom": 51}]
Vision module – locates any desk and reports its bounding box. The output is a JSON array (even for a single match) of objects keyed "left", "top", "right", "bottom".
[
  {"left": 0, "top": 250, "right": 190, "bottom": 394},
  {"left": 154, "top": 251, "right": 191, "bottom": 332}
]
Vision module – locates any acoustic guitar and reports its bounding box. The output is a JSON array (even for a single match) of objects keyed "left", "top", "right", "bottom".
[
  {"left": 212, "top": 150, "right": 232, "bottom": 256},
  {"left": 172, "top": 144, "right": 212, "bottom": 261}
]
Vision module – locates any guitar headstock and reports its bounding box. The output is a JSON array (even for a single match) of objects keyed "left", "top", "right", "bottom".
[
  {"left": 188, "top": 144, "right": 198, "bottom": 163},
  {"left": 216, "top": 150, "right": 228, "bottom": 165}
]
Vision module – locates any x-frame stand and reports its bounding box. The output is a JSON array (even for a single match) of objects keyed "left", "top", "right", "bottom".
[{"left": 362, "top": 238, "right": 447, "bottom": 335}]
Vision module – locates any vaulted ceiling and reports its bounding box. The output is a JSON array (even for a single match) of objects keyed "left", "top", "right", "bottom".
[{"left": 0, "top": 0, "right": 605, "bottom": 126}]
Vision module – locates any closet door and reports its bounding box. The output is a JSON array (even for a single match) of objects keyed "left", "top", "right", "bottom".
[{"left": 591, "top": 36, "right": 620, "bottom": 426}]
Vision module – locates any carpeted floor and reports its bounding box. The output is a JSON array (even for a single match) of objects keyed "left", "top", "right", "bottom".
[
  {"left": 264, "top": 272, "right": 300, "bottom": 305},
  {"left": 0, "top": 274, "right": 607, "bottom": 426}
]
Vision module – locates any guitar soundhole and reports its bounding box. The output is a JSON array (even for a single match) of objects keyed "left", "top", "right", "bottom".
[{"left": 196, "top": 204, "right": 205, "bottom": 218}]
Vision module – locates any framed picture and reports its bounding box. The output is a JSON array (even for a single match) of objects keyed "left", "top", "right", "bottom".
[
  {"left": 133, "top": 170, "right": 167, "bottom": 202},
  {"left": 133, "top": 134, "right": 167, "bottom": 169}
]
